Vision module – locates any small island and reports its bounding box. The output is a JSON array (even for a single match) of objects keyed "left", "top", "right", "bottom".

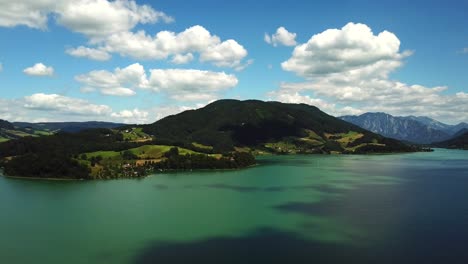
[{"left": 0, "top": 100, "right": 423, "bottom": 180}]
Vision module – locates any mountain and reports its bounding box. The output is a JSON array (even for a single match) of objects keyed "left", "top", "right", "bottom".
[
  {"left": 143, "top": 99, "right": 415, "bottom": 154},
  {"left": 405, "top": 116, "right": 451, "bottom": 131},
  {"left": 433, "top": 131, "right": 468, "bottom": 150},
  {"left": 450, "top": 123, "right": 468, "bottom": 135},
  {"left": 0, "top": 100, "right": 419, "bottom": 180},
  {"left": 0, "top": 120, "right": 126, "bottom": 142},
  {"left": 453, "top": 128, "right": 468, "bottom": 138},
  {"left": 0, "top": 119, "right": 14, "bottom": 130},
  {"left": 0, "top": 119, "right": 53, "bottom": 142},
  {"left": 340, "top": 113, "right": 451, "bottom": 144},
  {"left": 13, "top": 121, "right": 126, "bottom": 133},
  {"left": 406, "top": 116, "right": 468, "bottom": 135}
]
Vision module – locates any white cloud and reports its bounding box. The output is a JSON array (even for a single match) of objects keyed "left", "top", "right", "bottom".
[
  {"left": 234, "top": 59, "right": 254, "bottom": 72},
  {"left": 268, "top": 91, "right": 363, "bottom": 117},
  {"left": 171, "top": 53, "right": 194, "bottom": 64},
  {"left": 110, "top": 108, "right": 148, "bottom": 124},
  {"left": 147, "top": 69, "right": 238, "bottom": 101},
  {"left": 23, "top": 63, "right": 54, "bottom": 76},
  {"left": 75, "top": 63, "right": 147, "bottom": 96},
  {"left": 0, "top": 0, "right": 55, "bottom": 29},
  {"left": 76, "top": 64, "right": 238, "bottom": 101},
  {"left": 269, "top": 22, "right": 468, "bottom": 124},
  {"left": 149, "top": 105, "right": 194, "bottom": 121},
  {"left": 0, "top": 0, "right": 172, "bottom": 36},
  {"left": 0, "top": 62, "right": 2, "bottom": 72},
  {"left": 282, "top": 22, "right": 409, "bottom": 78},
  {"left": 24, "top": 93, "right": 112, "bottom": 116},
  {"left": 56, "top": 0, "right": 173, "bottom": 39},
  {"left": 101, "top": 25, "right": 248, "bottom": 68},
  {"left": 66, "top": 46, "right": 111, "bottom": 61},
  {"left": 265, "top": 27, "right": 297, "bottom": 47},
  {"left": 0, "top": 2, "right": 249, "bottom": 68},
  {"left": 0, "top": 93, "right": 203, "bottom": 124},
  {"left": 462, "top": 47, "right": 468, "bottom": 54},
  {"left": 199, "top": 39, "right": 248, "bottom": 68}
]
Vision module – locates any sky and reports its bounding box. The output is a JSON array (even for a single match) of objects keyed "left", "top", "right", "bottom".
[{"left": 0, "top": 0, "right": 467, "bottom": 124}]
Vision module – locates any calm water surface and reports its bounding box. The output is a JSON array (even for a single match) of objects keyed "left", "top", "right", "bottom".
[{"left": 0, "top": 149, "right": 467, "bottom": 263}]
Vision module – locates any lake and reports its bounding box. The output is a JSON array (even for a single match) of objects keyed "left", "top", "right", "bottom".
[{"left": 1, "top": 148, "right": 467, "bottom": 264}]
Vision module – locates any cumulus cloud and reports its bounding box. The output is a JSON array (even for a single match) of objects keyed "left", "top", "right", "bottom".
[
  {"left": 66, "top": 46, "right": 111, "bottom": 61},
  {"left": 0, "top": 2, "right": 249, "bottom": 68},
  {"left": 0, "top": 93, "right": 206, "bottom": 123},
  {"left": 265, "top": 27, "right": 297, "bottom": 47},
  {"left": 100, "top": 25, "right": 248, "bottom": 68},
  {"left": 199, "top": 39, "right": 248, "bottom": 68},
  {"left": 24, "top": 93, "right": 112, "bottom": 116},
  {"left": 23, "top": 63, "right": 54, "bottom": 76},
  {"left": 282, "top": 22, "right": 409, "bottom": 78},
  {"left": 147, "top": 69, "right": 238, "bottom": 101},
  {"left": 55, "top": 0, "right": 172, "bottom": 39},
  {"left": 0, "top": 0, "right": 55, "bottom": 29},
  {"left": 269, "top": 22, "right": 468, "bottom": 124},
  {"left": 110, "top": 108, "right": 148, "bottom": 124},
  {"left": 76, "top": 64, "right": 238, "bottom": 101},
  {"left": 0, "top": 0, "right": 172, "bottom": 35},
  {"left": 0, "top": 93, "right": 147, "bottom": 123},
  {"left": 75, "top": 63, "right": 147, "bottom": 96},
  {"left": 268, "top": 90, "right": 363, "bottom": 117},
  {"left": 171, "top": 53, "right": 194, "bottom": 64}
]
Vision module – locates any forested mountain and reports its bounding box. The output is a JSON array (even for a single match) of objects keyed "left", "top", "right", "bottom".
[{"left": 144, "top": 99, "right": 415, "bottom": 154}]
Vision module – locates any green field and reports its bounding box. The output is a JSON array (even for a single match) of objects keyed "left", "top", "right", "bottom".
[
  {"left": 84, "top": 145, "right": 201, "bottom": 161},
  {"left": 336, "top": 131, "right": 364, "bottom": 146},
  {"left": 4, "top": 129, "right": 35, "bottom": 137},
  {"left": 120, "top": 127, "right": 152, "bottom": 141},
  {"left": 33, "top": 130, "right": 54, "bottom": 136},
  {"left": 192, "top": 142, "right": 214, "bottom": 150}
]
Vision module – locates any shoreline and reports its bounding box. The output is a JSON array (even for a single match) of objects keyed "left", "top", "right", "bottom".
[
  {"left": 3, "top": 175, "right": 84, "bottom": 181},
  {"left": 0, "top": 149, "right": 434, "bottom": 181}
]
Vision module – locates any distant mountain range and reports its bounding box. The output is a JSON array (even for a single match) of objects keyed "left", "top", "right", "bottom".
[
  {"left": 0, "top": 119, "right": 125, "bottom": 142},
  {"left": 340, "top": 113, "right": 468, "bottom": 144},
  {"left": 13, "top": 121, "right": 126, "bottom": 133}
]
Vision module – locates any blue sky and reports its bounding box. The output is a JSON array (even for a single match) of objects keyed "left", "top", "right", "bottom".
[{"left": 0, "top": 0, "right": 467, "bottom": 124}]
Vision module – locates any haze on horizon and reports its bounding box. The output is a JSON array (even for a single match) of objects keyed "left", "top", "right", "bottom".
[{"left": 0, "top": 0, "right": 467, "bottom": 125}]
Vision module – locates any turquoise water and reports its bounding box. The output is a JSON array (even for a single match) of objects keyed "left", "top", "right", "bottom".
[{"left": 0, "top": 149, "right": 467, "bottom": 263}]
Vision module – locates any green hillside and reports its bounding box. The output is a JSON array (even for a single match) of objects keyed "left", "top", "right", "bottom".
[
  {"left": 143, "top": 99, "right": 415, "bottom": 154},
  {"left": 0, "top": 119, "right": 53, "bottom": 141}
]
